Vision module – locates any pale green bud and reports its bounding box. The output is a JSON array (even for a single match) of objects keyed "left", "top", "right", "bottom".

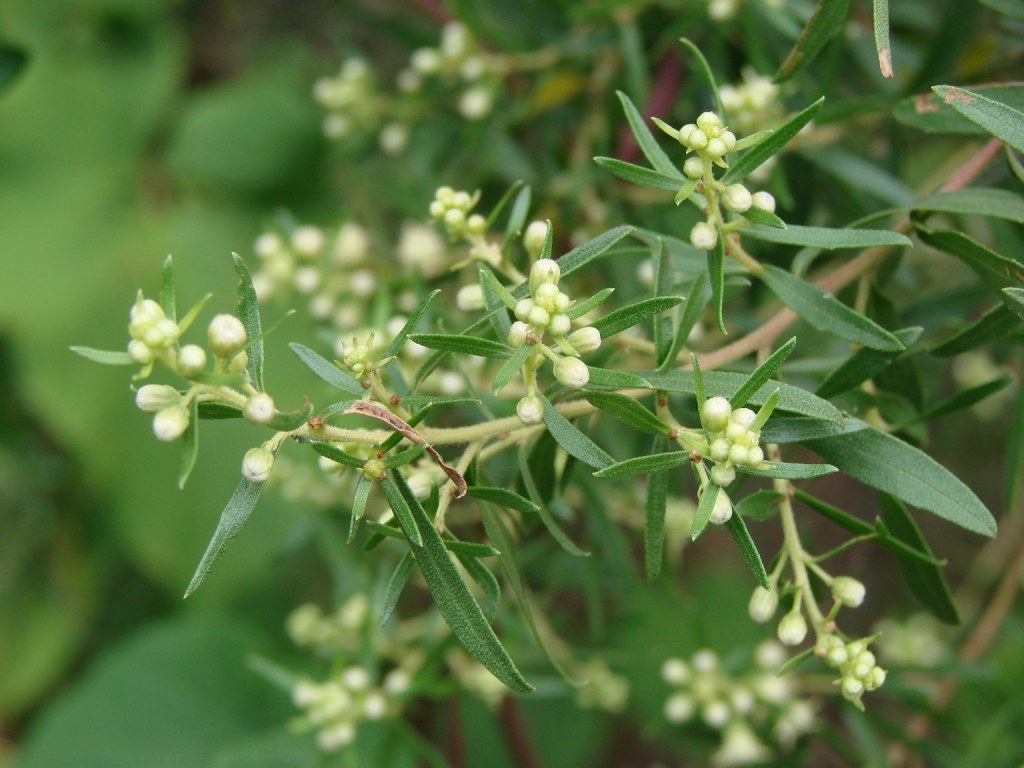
[
  {"left": 444, "top": 208, "right": 465, "bottom": 231},
  {"left": 686, "top": 130, "right": 708, "bottom": 151},
  {"left": 689, "top": 221, "right": 717, "bottom": 251},
  {"left": 696, "top": 111, "right": 722, "bottom": 134},
  {"left": 208, "top": 314, "right": 247, "bottom": 357},
  {"left": 362, "top": 458, "right": 386, "bottom": 481},
  {"left": 466, "top": 213, "right": 487, "bottom": 235},
  {"left": 456, "top": 284, "right": 485, "bottom": 312},
  {"left": 664, "top": 693, "right": 695, "bottom": 724},
  {"left": 514, "top": 298, "right": 535, "bottom": 322},
  {"left": 701, "top": 396, "right": 732, "bottom": 432},
  {"left": 508, "top": 321, "right": 530, "bottom": 348},
  {"left": 516, "top": 396, "right": 544, "bottom": 425},
  {"left": 661, "top": 658, "right": 690, "bottom": 684},
  {"left": 177, "top": 344, "right": 207, "bottom": 377},
  {"left": 841, "top": 676, "right": 864, "bottom": 700},
  {"left": 709, "top": 488, "right": 733, "bottom": 524},
  {"left": 244, "top": 393, "right": 275, "bottom": 425},
  {"left": 683, "top": 156, "right": 705, "bottom": 179},
  {"left": 135, "top": 384, "right": 180, "bottom": 413},
  {"left": 728, "top": 443, "right": 750, "bottom": 465},
  {"left": 731, "top": 407, "right": 756, "bottom": 428},
  {"left": 705, "top": 137, "right": 727, "bottom": 159},
  {"left": 720, "top": 131, "right": 737, "bottom": 152},
  {"left": 529, "top": 258, "right": 560, "bottom": 293},
  {"left": 751, "top": 191, "right": 776, "bottom": 213},
  {"left": 567, "top": 326, "right": 601, "bottom": 355},
  {"left": 748, "top": 586, "right": 778, "bottom": 623},
  {"left": 709, "top": 438, "right": 731, "bottom": 462},
  {"left": 722, "top": 184, "right": 753, "bottom": 213},
  {"left": 866, "top": 666, "right": 886, "bottom": 690},
  {"left": 777, "top": 610, "right": 808, "bottom": 646},
  {"left": 128, "top": 339, "right": 154, "bottom": 364},
  {"left": 747, "top": 445, "right": 764, "bottom": 466},
  {"left": 711, "top": 463, "right": 736, "bottom": 487},
  {"left": 523, "top": 221, "right": 548, "bottom": 257},
  {"left": 528, "top": 305, "right": 550, "bottom": 328},
  {"left": 242, "top": 446, "right": 275, "bottom": 483},
  {"left": 549, "top": 313, "right": 571, "bottom": 336},
  {"left": 554, "top": 356, "right": 589, "bottom": 389},
  {"left": 153, "top": 404, "right": 190, "bottom": 442},
  {"left": 831, "top": 576, "right": 866, "bottom": 607}
]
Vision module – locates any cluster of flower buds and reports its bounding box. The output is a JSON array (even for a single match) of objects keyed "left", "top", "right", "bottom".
[
  {"left": 720, "top": 69, "right": 782, "bottom": 136},
  {"left": 399, "top": 22, "right": 496, "bottom": 120},
  {"left": 127, "top": 297, "right": 180, "bottom": 366},
  {"left": 700, "top": 396, "right": 766, "bottom": 487},
  {"left": 135, "top": 384, "right": 190, "bottom": 442},
  {"left": 313, "top": 58, "right": 379, "bottom": 141},
  {"left": 429, "top": 186, "right": 485, "bottom": 240},
  {"left": 337, "top": 331, "right": 380, "bottom": 378},
  {"left": 816, "top": 634, "right": 886, "bottom": 706},
  {"left": 251, "top": 225, "right": 328, "bottom": 300},
  {"left": 573, "top": 658, "right": 630, "bottom": 714},
  {"left": 661, "top": 644, "right": 816, "bottom": 763},
  {"left": 292, "top": 665, "right": 402, "bottom": 752},
  {"left": 287, "top": 597, "right": 371, "bottom": 653}
]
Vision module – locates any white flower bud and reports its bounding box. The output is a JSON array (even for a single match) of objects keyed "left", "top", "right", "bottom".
[
  {"left": 831, "top": 576, "right": 866, "bottom": 608},
  {"left": 317, "top": 722, "right": 355, "bottom": 751},
  {"left": 664, "top": 693, "right": 695, "bottom": 723},
  {"left": 751, "top": 191, "right": 776, "bottom": 213},
  {"left": 728, "top": 443, "right": 750, "bottom": 466},
  {"left": 534, "top": 282, "right": 559, "bottom": 305},
  {"left": 129, "top": 298, "right": 165, "bottom": 339},
  {"left": 748, "top": 586, "right": 778, "bottom": 623},
  {"left": 866, "top": 666, "right": 886, "bottom": 690},
  {"left": 529, "top": 258, "right": 560, "bottom": 292},
  {"left": 683, "top": 155, "right": 705, "bottom": 179},
  {"left": 692, "top": 649, "right": 718, "bottom": 672},
  {"left": 364, "top": 693, "right": 387, "bottom": 719},
  {"left": 689, "top": 221, "right": 717, "bottom": 251},
  {"left": 523, "top": 220, "right": 548, "bottom": 256},
  {"left": 128, "top": 339, "right": 154, "bottom": 364},
  {"left": 777, "top": 610, "right": 808, "bottom": 646},
  {"left": 452, "top": 191, "right": 472, "bottom": 209},
  {"left": 841, "top": 676, "right": 864, "bottom": 700},
  {"left": 527, "top": 305, "right": 550, "bottom": 328},
  {"left": 379, "top": 122, "right": 409, "bottom": 155},
  {"left": 661, "top": 658, "right": 690, "bottom": 684},
  {"left": 567, "top": 326, "right": 601, "bottom": 355},
  {"left": 686, "top": 129, "right": 708, "bottom": 150},
  {"left": 429, "top": 200, "right": 446, "bottom": 219},
  {"left": 548, "top": 313, "right": 571, "bottom": 336},
  {"left": 711, "top": 463, "right": 736, "bottom": 487},
  {"left": 554, "top": 356, "right": 589, "bottom": 389},
  {"left": 720, "top": 131, "right": 737, "bottom": 152},
  {"left": 254, "top": 232, "right": 283, "bottom": 258},
  {"left": 456, "top": 284, "right": 485, "bottom": 312},
  {"left": 342, "top": 666, "right": 371, "bottom": 691},
  {"left": 411, "top": 47, "right": 441, "bottom": 74},
  {"left": 241, "top": 446, "right": 275, "bottom": 483},
  {"left": 153, "top": 405, "right": 190, "bottom": 442},
  {"left": 516, "top": 396, "right": 544, "bottom": 425},
  {"left": 722, "top": 184, "right": 753, "bottom": 213},
  {"left": 444, "top": 207, "right": 465, "bottom": 231},
  {"left": 747, "top": 445, "right": 764, "bottom": 466},
  {"left": 458, "top": 85, "right": 493, "bottom": 119},
  {"left": 136, "top": 385, "right": 180, "bottom": 412},
  {"left": 706, "top": 137, "right": 727, "bottom": 159},
  {"left": 508, "top": 321, "right": 530, "bottom": 348},
  {"left": 731, "top": 407, "right": 756, "bottom": 428},
  {"left": 244, "top": 393, "right": 275, "bottom": 425},
  {"left": 207, "top": 314, "right": 247, "bottom": 357},
  {"left": 709, "top": 438, "right": 731, "bottom": 462},
  {"left": 177, "top": 345, "right": 206, "bottom": 377},
  {"left": 696, "top": 111, "right": 722, "bottom": 134},
  {"left": 514, "top": 298, "right": 535, "bottom": 322},
  {"left": 466, "top": 214, "right": 487, "bottom": 235},
  {"left": 703, "top": 700, "right": 730, "bottom": 729},
  {"left": 700, "top": 396, "right": 732, "bottom": 432},
  {"left": 291, "top": 225, "right": 326, "bottom": 257},
  {"left": 709, "top": 488, "right": 733, "bottom": 524}
]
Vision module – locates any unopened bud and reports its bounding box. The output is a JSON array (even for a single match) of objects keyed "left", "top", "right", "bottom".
[
  {"left": 700, "top": 396, "right": 732, "bottom": 432},
  {"left": 128, "top": 340, "right": 154, "bottom": 364},
  {"left": 710, "top": 463, "right": 736, "bottom": 487},
  {"left": 242, "top": 447, "right": 275, "bottom": 483},
  {"left": 748, "top": 586, "right": 778, "bottom": 623},
  {"left": 516, "top": 396, "right": 544, "bottom": 425},
  {"left": 831, "top": 576, "right": 866, "bottom": 608},
  {"left": 777, "top": 610, "right": 808, "bottom": 646},
  {"left": 554, "top": 356, "right": 589, "bottom": 389},
  {"left": 709, "top": 488, "right": 733, "bottom": 524},
  {"left": 751, "top": 191, "right": 776, "bottom": 213},
  {"left": 690, "top": 221, "right": 717, "bottom": 251},
  {"left": 548, "top": 313, "right": 571, "bottom": 336},
  {"left": 683, "top": 156, "right": 705, "bottom": 179},
  {"left": 696, "top": 111, "right": 722, "bottom": 134},
  {"left": 136, "top": 384, "right": 180, "bottom": 413},
  {"left": 567, "top": 326, "right": 601, "bottom": 355},
  {"left": 456, "top": 284, "right": 485, "bottom": 312},
  {"left": 722, "top": 184, "right": 753, "bottom": 213},
  {"left": 208, "top": 314, "right": 247, "bottom": 357},
  {"left": 244, "top": 393, "right": 275, "bottom": 425},
  {"left": 153, "top": 405, "right": 190, "bottom": 442},
  {"left": 177, "top": 344, "right": 207, "bottom": 377},
  {"left": 529, "top": 258, "right": 560, "bottom": 293},
  {"left": 523, "top": 221, "right": 548, "bottom": 257},
  {"left": 508, "top": 321, "right": 530, "bottom": 348}
]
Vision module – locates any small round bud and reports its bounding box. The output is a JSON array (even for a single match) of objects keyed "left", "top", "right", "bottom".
[
  {"left": 777, "top": 611, "right": 808, "bottom": 646},
  {"left": 826, "top": 646, "right": 848, "bottom": 667},
  {"left": 747, "top": 446, "right": 764, "bottom": 467},
  {"left": 208, "top": 314, "right": 247, "bottom": 357},
  {"left": 467, "top": 213, "right": 487, "bottom": 235},
  {"left": 841, "top": 676, "right": 864, "bottom": 700},
  {"left": 831, "top": 576, "right": 866, "bottom": 608},
  {"left": 523, "top": 221, "right": 549, "bottom": 256},
  {"left": 444, "top": 207, "right": 465, "bottom": 231},
  {"left": 705, "top": 137, "right": 727, "bottom": 159},
  {"left": 153, "top": 405, "right": 190, "bottom": 442},
  {"left": 534, "top": 282, "right": 560, "bottom": 307},
  {"left": 244, "top": 393, "right": 275, "bottom": 425},
  {"left": 514, "top": 298, "right": 535, "bottom": 322},
  {"left": 456, "top": 284, "right": 485, "bottom": 312},
  {"left": 411, "top": 47, "right": 441, "bottom": 74},
  {"left": 700, "top": 396, "right": 732, "bottom": 432},
  {"left": 318, "top": 722, "right": 355, "bottom": 751},
  {"left": 553, "top": 291, "right": 571, "bottom": 312},
  {"left": 709, "top": 488, "right": 733, "bottom": 524},
  {"left": 548, "top": 313, "right": 571, "bottom": 336},
  {"left": 720, "top": 131, "right": 737, "bottom": 152},
  {"left": 728, "top": 443, "right": 750, "bottom": 466},
  {"left": 722, "top": 184, "right": 753, "bottom": 213},
  {"left": 128, "top": 339, "right": 154, "bottom": 364},
  {"left": 516, "top": 396, "right": 544, "bottom": 425},
  {"left": 429, "top": 200, "right": 446, "bottom": 219},
  {"left": 709, "top": 438, "right": 731, "bottom": 462},
  {"left": 136, "top": 384, "right": 180, "bottom": 413},
  {"left": 867, "top": 666, "right": 886, "bottom": 690},
  {"left": 748, "top": 586, "right": 778, "bottom": 623},
  {"left": 529, "top": 258, "right": 560, "bottom": 293},
  {"left": 751, "top": 191, "right": 776, "bottom": 213},
  {"left": 291, "top": 225, "right": 326, "bottom": 257},
  {"left": 129, "top": 299, "right": 165, "bottom": 338},
  {"left": 692, "top": 649, "right": 718, "bottom": 672},
  {"left": 508, "top": 321, "right": 530, "bottom": 348},
  {"left": 458, "top": 86, "right": 493, "bottom": 119},
  {"left": 696, "top": 111, "right": 722, "bottom": 134},
  {"left": 711, "top": 463, "right": 736, "bottom": 487},
  {"left": 362, "top": 458, "right": 386, "bottom": 481},
  {"left": 731, "top": 408, "right": 756, "bottom": 428},
  {"left": 527, "top": 305, "right": 550, "bottom": 328},
  {"left": 242, "top": 447, "right": 275, "bottom": 483},
  {"left": 453, "top": 191, "right": 472, "bottom": 208},
  {"left": 554, "top": 356, "right": 589, "bottom": 389},
  {"left": 725, "top": 422, "right": 747, "bottom": 441},
  {"left": 177, "top": 345, "right": 207, "bottom": 377},
  {"left": 686, "top": 130, "right": 708, "bottom": 150},
  {"left": 661, "top": 658, "right": 690, "bottom": 685},
  {"left": 683, "top": 156, "right": 705, "bottom": 179},
  {"left": 364, "top": 693, "right": 387, "bottom": 719},
  {"left": 567, "top": 326, "right": 601, "bottom": 355},
  {"left": 664, "top": 693, "right": 695, "bottom": 724},
  {"left": 703, "top": 700, "right": 730, "bottom": 728},
  {"left": 689, "top": 221, "right": 717, "bottom": 251},
  {"left": 342, "top": 665, "right": 371, "bottom": 691}
]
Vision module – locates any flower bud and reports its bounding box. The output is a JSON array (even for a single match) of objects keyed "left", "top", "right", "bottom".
[
  {"left": 709, "top": 488, "right": 733, "bottom": 524},
  {"left": 456, "top": 284, "right": 485, "bottom": 312},
  {"left": 686, "top": 130, "right": 708, "bottom": 150},
  {"left": 700, "top": 396, "right": 732, "bottom": 432},
  {"left": 710, "top": 463, "right": 736, "bottom": 487},
  {"left": 548, "top": 313, "right": 571, "bottom": 336},
  {"left": 508, "top": 321, "right": 530, "bottom": 348},
  {"left": 866, "top": 666, "right": 886, "bottom": 690},
  {"left": 683, "top": 156, "right": 705, "bottom": 179},
  {"left": 516, "top": 396, "right": 544, "bottom": 425},
  {"left": 664, "top": 693, "right": 695, "bottom": 724},
  {"left": 128, "top": 339, "right": 154, "bottom": 364},
  {"left": 135, "top": 384, "right": 180, "bottom": 412},
  {"left": 696, "top": 111, "right": 722, "bottom": 135},
  {"left": 661, "top": 658, "right": 690, "bottom": 684},
  {"left": 523, "top": 221, "right": 548, "bottom": 257},
  {"left": 722, "top": 184, "right": 753, "bottom": 213},
  {"left": 153, "top": 405, "right": 190, "bottom": 442},
  {"left": 527, "top": 305, "right": 550, "bottom": 328},
  {"left": 689, "top": 221, "right": 717, "bottom": 251},
  {"left": 291, "top": 225, "right": 326, "bottom": 257},
  {"left": 244, "top": 393, "right": 276, "bottom": 425},
  {"left": 748, "top": 586, "right": 778, "bottom": 623},
  {"left": 554, "top": 356, "right": 589, "bottom": 389},
  {"left": 466, "top": 214, "right": 487, "bottom": 235},
  {"left": 362, "top": 458, "right": 386, "bottom": 481},
  {"left": 177, "top": 344, "right": 207, "bottom": 377},
  {"left": 751, "top": 191, "right": 776, "bottom": 213},
  {"left": 529, "top": 258, "right": 560, "bottom": 293},
  {"left": 840, "top": 676, "right": 864, "bottom": 700},
  {"left": 129, "top": 299, "right": 165, "bottom": 339},
  {"left": 731, "top": 407, "right": 756, "bottom": 428},
  {"left": 709, "top": 438, "right": 730, "bottom": 462},
  {"left": 705, "top": 137, "right": 727, "bottom": 159},
  {"left": 208, "top": 314, "right": 247, "bottom": 357},
  {"left": 514, "top": 298, "right": 534, "bottom": 322},
  {"left": 747, "top": 446, "right": 764, "bottom": 467},
  {"left": 831, "top": 576, "right": 866, "bottom": 608},
  {"left": 720, "top": 131, "right": 737, "bottom": 152},
  {"left": 444, "top": 207, "right": 465, "bottom": 231},
  {"left": 728, "top": 443, "right": 750, "bottom": 466},
  {"left": 242, "top": 446, "right": 275, "bottom": 483},
  {"left": 567, "top": 326, "right": 601, "bottom": 355},
  {"left": 777, "top": 610, "right": 808, "bottom": 646}
]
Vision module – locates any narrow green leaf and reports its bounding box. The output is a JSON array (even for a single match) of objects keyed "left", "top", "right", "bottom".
[
  {"left": 69, "top": 347, "right": 135, "bottom": 365},
  {"left": 615, "top": 91, "right": 682, "bottom": 178},
  {"left": 658, "top": 271, "right": 710, "bottom": 372},
  {"left": 674, "top": 178, "right": 698, "bottom": 206},
  {"left": 398, "top": 394, "right": 480, "bottom": 409},
  {"left": 487, "top": 179, "right": 523, "bottom": 230},
  {"left": 585, "top": 392, "right": 671, "bottom": 435},
  {"left": 480, "top": 267, "right": 518, "bottom": 311},
  {"left": 691, "top": 354, "right": 706, "bottom": 410},
  {"left": 760, "top": 417, "right": 861, "bottom": 443},
  {"left": 197, "top": 402, "right": 243, "bottom": 420},
  {"left": 309, "top": 441, "right": 366, "bottom": 468},
  {"left": 914, "top": 188, "right": 1024, "bottom": 224},
  {"left": 723, "top": 98, "right": 825, "bottom": 183},
  {"left": 553, "top": 226, "right": 636, "bottom": 280},
  {"left": 645, "top": 434, "right": 671, "bottom": 581},
  {"left": 760, "top": 265, "right": 905, "bottom": 351},
  {"left": 933, "top": 85, "right": 1024, "bottom": 152},
  {"left": 725, "top": 514, "right": 770, "bottom": 588},
  {"left": 679, "top": 38, "right": 724, "bottom": 116},
  {"left": 585, "top": 367, "right": 653, "bottom": 389},
  {"left": 540, "top": 396, "right": 613, "bottom": 470},
  {"left": 539, "top": 219, "right": 554, "bottom": 261},
  {"left": 501, "top": 184, "right": 532, "bottom": 248},
  {"left": 742, "top": 206, "right": 787, "bottom": 228},
  {"left": 159, "top": 255, "right": 176, "bottom": 322},
  {"left": 737, "top": 461, "right": 838, "bottom": 480},
  {"left": 638, "top": 369, "right": 844, "bottom": 424},
  {"left": 289, "top": 343, "right": 364, "bottom": 395},
  {"left": 492, "top": 344, "right": 531, "bottom": 395},
  {"left": 1005, "top": 287, "right": 1024, "bottom": 321},
  {"left": 386, "top": 470, "right": 533, "bottom": 692},
  {"left": 729, "top": 338, "right": 797, "bottom": 408},
  {"left": 184, "top": 476, "right": 268, "bottom": 597},
  {"left": 591, "top": 296, "right": 684, "bottom": 338},
  {"left": 408, "top": 334, "right": 513, "bottom": 359},
  {"left": 454, "top": 549, "right": 501, "bottom": 619},
  {"left": 466, "top": 486, "right": 540, "bottom": 515},
  {"left": 691, "top": 483, "right": 722, "bottom": 541},
  {"left": 740, "top": 223, "right": 912, "bottom": 248},
  {"left": 776, "top": 647, "right": 816, "bottom": 676},
  {"left": 445, "top": 540, "right": 500, "bottom": 558},
  {"left": 878, "top": 494, "right": 960, "bottom": 624},
  {"left": 566, "top": 287, "right": 615, "bottom": 320},
  {"left": 382, "top": 444, "right": 428, "bottom": 469},
  {"left": 775, "top": 0, "right": 852, "bottom": 81},
  {"left": 349, "top": 475, "right": 372, "bottom": 543},
  {"left": 386, "top": 289, "right": 441, "bottom": 358},
  {"left": 380, "top": 553, "right": 415, "bottom": 625},
  {"left": 177, "top": 293, "right": 212, "bottom": 335},
  {"left": 816, "top": 327, "right": 922, "bottom": 399},
  {"left": 177, "top": 397, "right": 200, "bottom": 490},
  {"left": 516, "top": 445, "right": 590, "bottom": 557},
  {"left": 652, "top": 240, "right": 673, "bottom": 364},
  {"left": 802, "top": 418, "right": 997, "bottom": 536},
  {"left": 873, "top": 0, "right": 894, "bottom": 77},
  {"left": 930, "top": 304, "right": 1019, "bottom": 357},
  {"left": 231, "top": 253, "right": 264, "bottom": 392},
  {"left": 593, "top": 450, "right": 691, "bottom": 479},
  {"left": 902, "top": 376, "right": 1012, "bottom": 425},
  {"left": 709, "top": 229, "right": 726, "bottom": 333},
  {"left": 593, "top": 156, "right": 683, "bottom": 192},
  {"left": 380, "top": 475, "right": 423, "bottom": 547},
  {"left": 266, "top": 399, "right": 314, "bottom": 432},
  {"left": 735, "top": 489, "right": 784, "bottom": 521},
  {"left": 915, "top": 227, "right": 1024, "bottom": 298}
]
